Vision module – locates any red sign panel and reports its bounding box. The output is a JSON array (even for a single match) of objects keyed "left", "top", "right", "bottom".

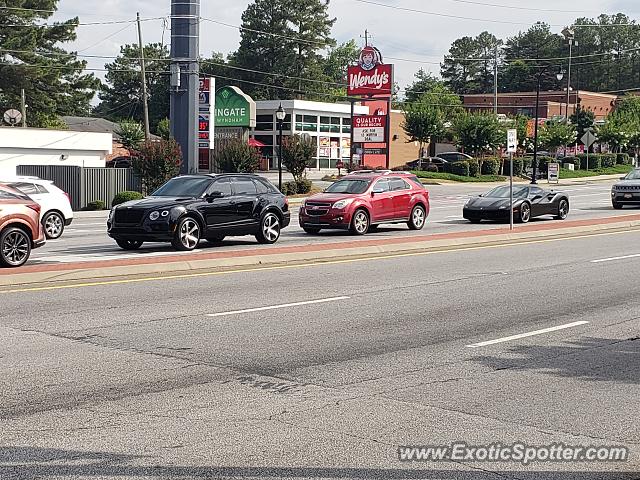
[
  {"left": 347, "top": 64, "right": 393, "bottom": 97},
  {"left": 353, "top": 115, "right": 386, "bottom": 129}
]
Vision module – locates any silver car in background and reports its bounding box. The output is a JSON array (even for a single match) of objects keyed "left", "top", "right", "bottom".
[{"left": 612, "top": 169, "right": 640, "bottom": 209}]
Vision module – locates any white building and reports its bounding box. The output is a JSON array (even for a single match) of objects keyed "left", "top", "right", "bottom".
[
  {"left": 0, "top": 127, "right": 112, "bottom": 176},
  {"left": 251, "top": 100, "right": 369, "bottom": 170}
]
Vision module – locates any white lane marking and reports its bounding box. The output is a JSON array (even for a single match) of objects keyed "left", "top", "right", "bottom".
[
  {"left": 207, "top": 296, "right": 350, "bottom": 318},
  {"left": 591, "top": 253, "right": 640, "bottom": 264},
  {"left": 466, "top": 321, "right": 590, "bottom": 348}
]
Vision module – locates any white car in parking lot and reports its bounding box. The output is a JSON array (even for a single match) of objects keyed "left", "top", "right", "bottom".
[{"left": 3, "top": 176, "right": 73, "bottom": 239}]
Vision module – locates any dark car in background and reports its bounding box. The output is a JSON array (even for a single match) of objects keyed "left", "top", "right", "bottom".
[
  {"left": 436, "top": 152, "right": 473, "bottom": 163},
  {"left": 611, "top": 168, "right": 640, "bottom": 209},
  {"left": 107, "top": 174, "right": 290, "bottom": 251},
  {"left": 463, "top": 185, "right": 570, "bottom": 224},
  {"left": 0, "top": 184, "right": 46, "bottom": 267},
  {"left": 405, "top": 157, "right": 450, "bottom": 172}
]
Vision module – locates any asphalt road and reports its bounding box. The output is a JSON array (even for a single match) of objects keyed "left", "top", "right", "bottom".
[
  {"left": 1, "top": 227, "right": 639, "bottom": 479},
  {"left": 28, "top": 179, "right": 639, "bottom": 265}
]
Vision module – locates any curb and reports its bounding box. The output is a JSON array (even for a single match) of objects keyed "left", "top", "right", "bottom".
[{"left": 2, "top": 217, "right": 640, "bottom": 289}]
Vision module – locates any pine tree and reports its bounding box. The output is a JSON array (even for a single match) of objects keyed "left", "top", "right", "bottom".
[
  {"left": 0, "top": 0, "right": 99, "bottom": 127},
  {"left": 232, "top": 0, "right": 335, "bottom": 100}
]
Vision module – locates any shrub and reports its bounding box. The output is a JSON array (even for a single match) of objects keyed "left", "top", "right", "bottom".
[
  {"left": 481, "top": 157, "right": 501, "bottom": 175},
  {"left": 296, "top": 178, "right": 313, "bottom": 195},
  {"left": 467, "top": 159, "right": 480, "bottom": 177},
  {"left": 601, "top": 153, "right": 617, "bottom": 168},
  {"left": 536, "top": 156, "right": 555, "bottom": 174},
  {"left": 281, "top": 181, "right": 299, "bottom": 195},
  {"left": 132, "top": 138, "right": 182, "bottom": 195},
  {"left": 84, "top": 200, "right": 105, "bottom": 211},
  {"left": 505, "top": 158, "right": 523, "bottom": 177},
  {"left": 282, "top": 135, "right": 315, "bottom": 182},
  {"left": 577, "top": 154, "right": 601, "bottom": 170},
  {"left": 112, "top": 191, "right": 143, "bottom": 207},
  {"left": 617, "top": 153, "right": 631, "bottom": 165},
  {"left": 213, "top": 139, "right": 260, "bottom": 174},
  {"left": 449, "top": 161, "right": 469, "bottom": 176}
]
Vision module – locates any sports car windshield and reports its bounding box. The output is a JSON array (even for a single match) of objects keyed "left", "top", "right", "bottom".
[
  {"left": 624, "top": 170, "right": 640, "bottom": 180},
  {"left": 152, "top": 177, "right": 212, "bottom": 197},
  {"left": 325, "top": 179, "right": 371, "bottom": 194},
  {"left": 485, "top": 186, "right": 529, "bottom": 199}
]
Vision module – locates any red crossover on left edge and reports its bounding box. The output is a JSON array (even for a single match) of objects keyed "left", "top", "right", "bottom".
[{"left": 299, "top": 171, "right": 430, "bottom": 235}]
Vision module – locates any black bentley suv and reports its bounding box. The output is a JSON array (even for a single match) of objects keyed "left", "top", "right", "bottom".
[{"left": 107, "top": 174, "right": 290, "bottom": 251}]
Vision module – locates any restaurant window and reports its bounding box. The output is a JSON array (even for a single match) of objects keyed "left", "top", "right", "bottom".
[
  {"left": 295, "top": 114, "right": 317, "bottom": 132},
  {"left": 255, "top": 114, "right": 274, "bottom": 132},
  {"left": 342, "top": 117, "right": 351, "bottom": 134}
]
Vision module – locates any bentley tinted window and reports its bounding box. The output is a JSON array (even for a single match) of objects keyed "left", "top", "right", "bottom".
[
  {"left": 211, "top": 179, "right": 232, "bottom": 197},
  {"left": 152, "top": 177, "right": 212, "bottom": 197},
  {"left": 234, "top": 179, "right": 258, "bottom": 195}
]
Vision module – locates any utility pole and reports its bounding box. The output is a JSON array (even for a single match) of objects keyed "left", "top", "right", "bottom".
[
  {"left": 362, "top": 29, "right": 370, "bottom": 47},
  {"left": 493, "top": 45, "right": 499, "bottom": 115},
  {"left": 20, "top": 89, "right": 26, "bottom": 127},
  {"left": 137, "top": 12, "right": 151, "bottom": 140}
]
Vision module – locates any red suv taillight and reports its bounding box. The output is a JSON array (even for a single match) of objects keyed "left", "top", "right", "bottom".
[{"left": 27, "top": 203, "right": 41, "bottom": 214}]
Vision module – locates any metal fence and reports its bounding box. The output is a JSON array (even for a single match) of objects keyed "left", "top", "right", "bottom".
[{"left": 16, "top": 165, "right": 141, "bottom": 210}]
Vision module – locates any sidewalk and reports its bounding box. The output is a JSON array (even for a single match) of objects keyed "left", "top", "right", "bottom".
[{"left": 3, "top": 213, "right": 640, "bottom": 289}]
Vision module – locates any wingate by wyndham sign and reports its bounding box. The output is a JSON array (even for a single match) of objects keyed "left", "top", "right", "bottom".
[{"left": 214, "top": 86, "right": 256, "bottom": 128}]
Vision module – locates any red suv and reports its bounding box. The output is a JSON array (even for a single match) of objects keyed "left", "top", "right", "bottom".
[{"left": 299, "top": 171, "right": 429, "bottom": 235}]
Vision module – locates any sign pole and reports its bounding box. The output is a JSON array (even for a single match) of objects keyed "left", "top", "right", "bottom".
[
  {"left": 350, "top": 99, "right": 355, "bottom": 171},
  {"left": 510, "top": 153, "right": 514, "bottom": 231},
  {"left": 386, "top": 98, "right": 391, "bottom": 170}
]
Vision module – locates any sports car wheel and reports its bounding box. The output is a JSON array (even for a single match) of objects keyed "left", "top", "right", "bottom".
[
  {"left": 172, "top": 217, "right": 201, "bottom": 251},
  {"left": 256, "top": 212, "right": 281, "bottom": 244},
  {"left": 350, "top": 209, "right": 369, "bottom": 235},
  {"left": 0, "top": 227, "right": 31, "bottom": 268},
  {"left": 116, "top": 239, "right": 144, "bottom": 250},
  {"left": 408, "top": 205, "right": 426, "bottom": 230},
  {"left": 518, "top": 202, "right": 531, "bottom": 223},
  {"left": 555, "top": 199, "right": 569, "bottom": 220},
  {"left": 43, "top": 212, "right": 64, "bottom": 239}
]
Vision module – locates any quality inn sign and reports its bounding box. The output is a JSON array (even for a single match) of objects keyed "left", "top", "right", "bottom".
[{"left": 214, "top": 86, "right": 256, "bottom": 128}]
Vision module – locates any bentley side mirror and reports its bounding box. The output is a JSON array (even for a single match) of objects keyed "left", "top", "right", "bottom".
[{"left": 206, "top": 191, "right": 224, "bottom": 202}]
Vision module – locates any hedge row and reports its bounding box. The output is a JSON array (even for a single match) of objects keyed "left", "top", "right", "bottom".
[{"left": 281, "top": 179, "right": 313, "bottom": 196}]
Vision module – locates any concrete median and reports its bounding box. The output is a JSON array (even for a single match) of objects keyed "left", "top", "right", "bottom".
[{"left": 2, "top": 214, "right": 640, "bottom": 289}]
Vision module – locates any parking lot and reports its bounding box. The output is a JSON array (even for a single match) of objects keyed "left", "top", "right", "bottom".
[{"left": 28, "top": 180, "right": 632, "bottom": 266}]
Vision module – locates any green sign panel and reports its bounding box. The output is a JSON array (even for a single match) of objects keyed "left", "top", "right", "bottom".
[{"left": 214, "top": 86, "right": 256, "bottom": 128}]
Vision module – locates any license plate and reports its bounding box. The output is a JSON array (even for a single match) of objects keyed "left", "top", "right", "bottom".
[{"left": 624, "top": 193, "right": 633, "bottom": 199}]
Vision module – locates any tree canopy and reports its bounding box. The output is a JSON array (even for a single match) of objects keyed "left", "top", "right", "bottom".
[{"left": 0, "top": 0, "right": 99, "bottom": 127}]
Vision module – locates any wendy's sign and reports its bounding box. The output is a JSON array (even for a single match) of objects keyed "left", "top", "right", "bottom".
[{"left": 347, "top": 46, "right": 393, "bottom": 97}]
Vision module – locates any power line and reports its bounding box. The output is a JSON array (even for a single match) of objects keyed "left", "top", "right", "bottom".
[
  {"left": 440, "top": 0, "right": 598, "bottom": 14},
  {"left": 351, "top": 0, "right": 640, "bottom": 28}
]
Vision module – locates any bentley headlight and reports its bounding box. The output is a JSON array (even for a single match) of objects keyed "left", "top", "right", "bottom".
[{"left": 149, "top": 211, "right": 160, "bottom": 221}]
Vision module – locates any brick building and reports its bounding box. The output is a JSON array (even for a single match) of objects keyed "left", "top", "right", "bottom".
[{"left": 462, "top": 91, "right": 618, "bottom": 120}]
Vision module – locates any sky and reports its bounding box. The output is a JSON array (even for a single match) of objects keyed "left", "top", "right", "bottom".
[{"left": 51, "top": 0, "right": 640, "bottom": 98}]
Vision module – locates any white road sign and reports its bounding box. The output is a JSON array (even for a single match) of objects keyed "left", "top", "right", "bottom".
[
  {"left": 581, "top": 131, "right": 597, "bottom": 148},
  {"left": 507, "top": 129, "right": 517, "bottom": 153}
]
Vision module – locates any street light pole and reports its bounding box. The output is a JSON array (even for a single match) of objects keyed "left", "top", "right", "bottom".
[
  {"left": 275, "top": 103, "right": 286, "bottom": 192},
  {"left": 531, "top": 74, "right": 542, "bottom": 185}
]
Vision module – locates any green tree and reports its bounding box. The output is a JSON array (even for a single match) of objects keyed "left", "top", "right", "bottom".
[
  {"left": 282, "top": 135, "right": 315, "bottom": 182},
  {"left": 0, "top": 0, "right": 99, "bottom": 127},
  {"left": 116, "top": 121, "right": 145, "bottom": 150},
  {"left": 441, "top": 36, "right": 481, "bottom": 94},
  {"left": 539, "top": 120, "right": 577, "bottom": 155},
  {"left": 232, "top": 0, "right": 335, "bottom": 100},
  {"left": 213, "top": 140, "right": 261, "bottom": 173},
  {"left": 404, "top": 69, "right": 439, "bottom": 104},
  {"left": 401, "top": 84, "right": 463, "bottom": 157},
  {"left": 95, "top": 43, "right": 169, "bottom": 130},
  {"left": 453, "top": 112, "right": 502, "bottom": 158},
  {"left": 156, "top": 118, "right": 170, "bottom": 140},
  {"left": 570, "top": 106, "right": 595, "bottom": 144},
  {"left": 321, "top": 40, "right": 360, "bottom": 97},
  {"left": 132, "top": 139, "right": 182, "bottom": 195}
]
